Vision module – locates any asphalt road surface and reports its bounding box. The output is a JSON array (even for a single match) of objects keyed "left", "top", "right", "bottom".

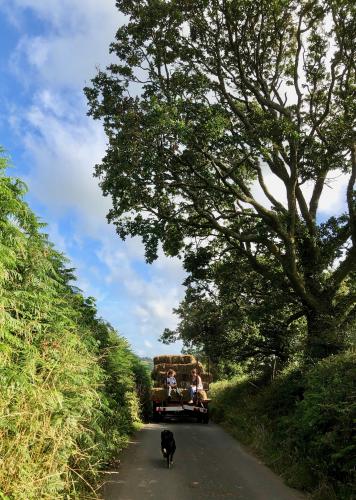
[{"left": 102, "top": 421, "right": 305, "bottom": 500}]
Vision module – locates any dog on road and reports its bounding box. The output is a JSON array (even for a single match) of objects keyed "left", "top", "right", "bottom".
[{"left": 161, "top": 429, "right": 176, "bottom": 468}]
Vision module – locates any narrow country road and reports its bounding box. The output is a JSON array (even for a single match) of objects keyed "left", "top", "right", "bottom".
[{"left": 102, "top": 421, "right": 305, "bottom": 500}]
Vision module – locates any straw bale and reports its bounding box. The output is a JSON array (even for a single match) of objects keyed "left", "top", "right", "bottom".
[
  {"left": 152, "top": 371, "right": 213, "bottom": 383},
  {"left": 152, "top": 366, "right": 211, "bottom": 387},
  {"left": 153, "top": 361, "right": 203, "bottom": 375},
  {"left": 152, "top": 377, "right": 210, "bottom": 389},
  {"left": 152, "top": 371, "right": 191, "bottom": 383},
  {"left": 150, "top": 388, "right": 167, "bottom": 400},
  {"left": 197, "top": 390, "right": 208, "bottom": 400},
  {"left": 150, "top": 388, "right": 190, "bottom": 401},
  {"left": 153, "top": 354, "right": 196, "bottom": 365}
]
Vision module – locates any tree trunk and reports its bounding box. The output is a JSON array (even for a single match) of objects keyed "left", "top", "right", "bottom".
[{"left": 305, "top": 308, "right": 344, "bottom": 361}]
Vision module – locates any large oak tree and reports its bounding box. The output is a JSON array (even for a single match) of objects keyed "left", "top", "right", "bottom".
[{"left": 86, "top": 0, "right": 356, "bottom": 360}]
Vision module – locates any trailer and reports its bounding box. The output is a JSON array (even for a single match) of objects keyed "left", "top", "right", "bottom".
[
  {"left": 152, "top": 399, "right": 210, "bottom": 424},
  {"left": 150, "top": 354, "right": 212, "bottom": 424}
]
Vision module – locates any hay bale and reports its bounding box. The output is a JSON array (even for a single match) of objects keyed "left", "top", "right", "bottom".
[
  {"left": 152, "top": 364, "right": 211, "bottom": 388},
  {"left": 153, "top": 354, "right": 196, "bottom": 365},
  {"left": 150, "top": 388, "right": 167, "bottom": 400},
  {"left": 152, "top": 371, "right": 191, "bottom": 382},
  {"left": 155, "top": 370, "right": 209, "bottom": 381},
  {"left": 153, "top": 361, "right": 203, "bottom": 375},
  {"left": 197, "top": 390, "right": 208, "bottom": 400},
  {"left": 153, "top": 379, "right": 209, "bottom": 390},
  {"left": 152, "top": 366, "right": 211, "bottom": 386},
  {"left": 150, "top": 387, "right": 190, "bottom": 401}
]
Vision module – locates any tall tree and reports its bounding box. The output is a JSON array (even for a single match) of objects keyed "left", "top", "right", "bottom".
[
  {"left": 85, "top": 0, "right": 356, "bottom": 360},
  {"left": 161, "top": 245, "right": 306, "bottom": 373}
]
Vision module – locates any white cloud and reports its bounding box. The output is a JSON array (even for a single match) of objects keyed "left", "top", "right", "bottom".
[
  {"left": 1, "top": 0, "right": 185, "bottom": 356},
  {"left": 7, "top": 0, "right": 119, "bottom": 29},
  {"left": 306, "top": 172, "right": 349, "bottom": 216},
  {"left": 18, "top": 95, "right": 111, "bottom": 233},
  {"left": 134, "top": 305, "right": 150, "bottom": 323},
  {"left": 37, "top": 89, "right": 68, "bottom": 117},
  {"left": 24, "top": 36, "right": 48, "bottom": 67},
  {"left": 251, "top": 164, "right": 348, "bottom": 218},
  {"left": 6, "top": 0, "right": 122, "bottom": 89},
  {"left": 97, "top": 240, "right": 186, "bottom": 330},
  {"left": 250, "top": 167, "right": 288, "bottom": 210}
]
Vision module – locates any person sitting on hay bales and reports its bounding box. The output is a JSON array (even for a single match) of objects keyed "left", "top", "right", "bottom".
[
  {"left": 166, "top": 369, "right": 181, "bottom": 400},
  {"left": 188, "top": 368, "right": 203, "bottom": 404}
]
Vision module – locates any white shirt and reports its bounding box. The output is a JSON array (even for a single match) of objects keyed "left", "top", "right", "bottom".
[
  {"left": 167, "top": 376, "right": 177, "bottom": 386},
  {"left": 191, "top": 376, "right": 203, "bottom": 390}
]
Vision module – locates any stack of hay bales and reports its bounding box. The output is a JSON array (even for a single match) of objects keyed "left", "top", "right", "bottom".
[{"left": 151, "top": 354, "right": 211, "bottom": 402}]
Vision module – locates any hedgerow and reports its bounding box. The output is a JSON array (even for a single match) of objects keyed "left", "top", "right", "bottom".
[
  {"left": 0, "top": 151, "right": 151, "bottom": 498},
  {"left": 210, "top": 353, "right": 356, "bottom": 499}
]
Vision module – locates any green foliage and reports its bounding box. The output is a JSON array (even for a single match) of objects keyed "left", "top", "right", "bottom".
[
  {"left": 285, "top": 353, "right": 356, "bottom": 492},
  {"left": 160, "top": 247, "right": 308, "bottom": 376},
  {"left": 0, "top": 152, "right": 150, "bottom": 498},
  {"left": 86, "top": 0, "right": 356, "bottom": 361},
  {"left": 210, "top": 352, "right": 356, "bottom": 498}
]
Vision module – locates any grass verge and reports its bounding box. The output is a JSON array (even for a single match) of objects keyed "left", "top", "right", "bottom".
[{"left": 210, "top": 352, "right": 355, "bottom": 500}]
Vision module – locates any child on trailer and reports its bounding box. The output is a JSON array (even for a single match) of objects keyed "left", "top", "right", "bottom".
[
  {"left": 188, "top": 368, "right": 203, "bottom": 404},
  {"left": 166, "top": 369, "right": 181, "bottom": 400}
]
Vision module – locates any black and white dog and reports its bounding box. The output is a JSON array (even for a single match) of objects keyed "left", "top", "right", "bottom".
[{"left": 161, "top": 429, "right": 176, "bottom": 468}]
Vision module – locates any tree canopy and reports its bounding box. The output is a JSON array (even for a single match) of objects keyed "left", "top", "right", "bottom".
[
  {"left": 160, "top": 244, "right": 307, "bottom": 374},
  {"left": 85, "top": 0, "right": 356, "bottom": 360}
]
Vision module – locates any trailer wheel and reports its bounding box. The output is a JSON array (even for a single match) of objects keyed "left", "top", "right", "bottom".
[{"left": 203, "top": 411, "right": 209, "bottom": 424}]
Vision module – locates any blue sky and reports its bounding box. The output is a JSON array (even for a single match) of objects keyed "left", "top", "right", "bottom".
[
  {"left": 0, "top": 0, "right": 185, "bottom": 357},
  {"left": 0, "top": 1, "right": 349, "bottom": 357}
]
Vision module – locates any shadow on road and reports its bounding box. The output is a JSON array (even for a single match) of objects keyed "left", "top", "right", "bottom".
[
  {"left": 102, "top": 422, "right": 305, "bottom": 500},
  {"left": 149, "top": 457, "right": 167, "bottom": 469}
]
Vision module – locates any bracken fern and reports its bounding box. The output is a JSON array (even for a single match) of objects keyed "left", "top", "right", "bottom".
[{"left": 0, "top": 151, "right": 151, "bottom": 498}]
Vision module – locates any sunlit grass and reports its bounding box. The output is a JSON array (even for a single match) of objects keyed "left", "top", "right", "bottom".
[{"left": 0, "top": 154, "right": 151, "bottom": 498}]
